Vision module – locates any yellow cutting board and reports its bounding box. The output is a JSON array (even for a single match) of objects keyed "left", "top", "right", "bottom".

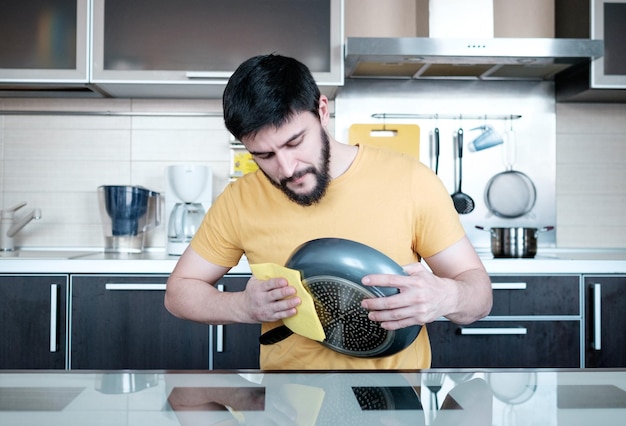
[{"left": 349, "top": 123, "right": 420, "bottom": 159}]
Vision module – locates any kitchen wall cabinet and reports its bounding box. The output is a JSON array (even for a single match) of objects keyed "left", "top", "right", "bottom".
[
  {"left": 0, "top": 275, "right": 68, "bottom": 369},
  {"left": 0, "top": 0, "right": 92, "bottom": 94},
  {"left": 584, "top": 275, "right": 626, "bottom": 368},
  {"left": 211, "top": 275, "right": 261, "bottom": 370},
  {"left": 70, "top": 274, "right": 210, "bottom": 370},
  {"left": 430, "top": 275, "right": 582, "bottom": 368},
  {"left": 90, "top": 0, "right": 343, "bottom": 99}
]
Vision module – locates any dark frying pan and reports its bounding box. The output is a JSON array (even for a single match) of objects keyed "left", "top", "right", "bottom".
[{"left": 259, "top": 238, "right": 421, "bottom": 358}]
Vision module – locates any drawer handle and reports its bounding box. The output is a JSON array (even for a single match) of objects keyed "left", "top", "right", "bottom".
[
  {"left": 105, "top": 283, "right": 167, "bottom": 291},
  {"left": 460, "top": 327, "right": 527, "bottom": 335},
  {"left": 216, "top": 284, "right": 224, "bottom": 353},
  {"left": 491, "top": 282, "right": 527, "bottom": 290},
  {"left": 592, "top": 283, "right": 602, "bottom": 350},
  {"left": 50, "top": 284, "right": 58, "bottom": 352},
  {"left": 185, "top": 71, "right": 232, "bottom": 80}
]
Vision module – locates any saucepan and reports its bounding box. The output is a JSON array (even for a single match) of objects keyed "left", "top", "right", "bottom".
[
  {"left": 260, "top": 238, "right": 421, "bottom": 358},
  {"left": 476, "top": 226, "right": 554, "bottom": 258}
]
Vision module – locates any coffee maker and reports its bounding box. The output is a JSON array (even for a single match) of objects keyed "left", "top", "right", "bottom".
[
  {"left": 165, "top": 165, "right": 212, "bottom": 255},
  {"left": 97, "top": 185, "right": 161, "bottom": 253}
]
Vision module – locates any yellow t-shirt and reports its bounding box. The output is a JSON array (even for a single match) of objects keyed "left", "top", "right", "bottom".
[{"left": 191, "top": 144, "right": 465, "bottom": 370}]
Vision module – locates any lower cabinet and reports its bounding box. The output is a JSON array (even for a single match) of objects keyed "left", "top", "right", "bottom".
[
  {"left": 211, "top": 275, "right": 261, "bottom": 369},
  {"left": 0, "top": 274, "right": 68, "bottom": 369},
  {"left": 429, "top": 320, "right": 580, "bottom": 368},
  {"left": 70, "top": 274, "right": 210, "bottom": 370},
  {"left": 585, "top": 275, "right": 626, "bottom": 368},
  {"left": 430, "top": 274, "right": 582, "bottom": 368}
]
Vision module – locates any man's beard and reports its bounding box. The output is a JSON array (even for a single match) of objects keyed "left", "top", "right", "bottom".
[{"left": 264, "top": 130, "right": 331, "bottom": 207}]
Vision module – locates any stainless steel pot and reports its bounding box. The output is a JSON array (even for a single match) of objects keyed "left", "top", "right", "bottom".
[{"left": 476, "top": 226, "right": 554, "bottom": 258}]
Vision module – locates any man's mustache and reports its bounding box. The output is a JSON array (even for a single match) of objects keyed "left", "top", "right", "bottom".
[{"left": 281, "top": 167, "right": 316, "bottom": 186}]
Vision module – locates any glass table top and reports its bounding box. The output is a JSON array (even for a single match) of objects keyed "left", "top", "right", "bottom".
[{"left": 1, "top": 369, "right": 625, "bottom": 425}]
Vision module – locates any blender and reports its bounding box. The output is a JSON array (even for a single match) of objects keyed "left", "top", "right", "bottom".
[
  {"left": 165, "top": 165, "right": 212, "bottom": 255},
  {"left": 98, "top": 185, "right": 161, "bottom": 253}
]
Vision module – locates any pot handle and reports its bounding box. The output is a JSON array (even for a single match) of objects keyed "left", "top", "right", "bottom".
[
  {"left": 539, "top": 226, "right": 555, "bottom": 232},
  {"left": 475, "top": 225, "right": 487, "bottom": 231}
]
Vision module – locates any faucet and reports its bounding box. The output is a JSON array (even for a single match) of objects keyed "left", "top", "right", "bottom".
[{"left": 0, "top": 202, "right": 42, "bottom": 251}]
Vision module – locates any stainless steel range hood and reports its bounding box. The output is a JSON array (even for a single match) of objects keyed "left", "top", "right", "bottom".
[{"left": 344, "top": 37, "right": 604, "bottom": 81}]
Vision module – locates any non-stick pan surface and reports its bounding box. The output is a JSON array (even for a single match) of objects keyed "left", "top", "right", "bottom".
[{"left": 276, "top": 238, "right": 421, "bottom": 358}]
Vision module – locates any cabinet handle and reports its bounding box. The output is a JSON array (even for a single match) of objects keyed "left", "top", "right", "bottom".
[
  {"left": 460, "top": 327, "right": 527, "bottom": 335},
  {"left": 185, "top": 71, "right": 232, "bottom": 80},
  {"left": 592, "top": 283, "right": 602, "bottom": 350},
  {"left": 104, "top": 283, "right": 167, "bottom": 291},
  {"left": 216, "top": 284, "right": 224, "bottom": 353},
  {"left": 491, "top": 282, "right": 527, "bottom": 290},
  {"left": 49, "top": 284, "right": 58, "bottom": 353}
]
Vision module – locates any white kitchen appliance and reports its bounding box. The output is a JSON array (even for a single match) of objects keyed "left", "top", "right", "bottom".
[{"left": 165, "top": 165, "right": 212, "bottom": 255}]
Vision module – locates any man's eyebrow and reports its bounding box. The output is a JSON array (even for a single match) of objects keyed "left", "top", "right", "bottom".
[{"left": 247, "top": 129, "right": 306, "bottom": 156}]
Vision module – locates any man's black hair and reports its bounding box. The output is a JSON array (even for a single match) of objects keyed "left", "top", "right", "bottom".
[{"left": 223, "top": 54, "right": 321, "bottom": 141}]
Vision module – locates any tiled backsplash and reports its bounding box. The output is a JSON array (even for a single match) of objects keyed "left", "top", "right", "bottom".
[
  {"left": 0, "top": 98, "right": 231, "bottom": 249},
  {"left": 555, "top": 102, "right": 626, "bottom": 248},
  {"left": 0, "top": 97, "right": 625, "bottom": 250}
]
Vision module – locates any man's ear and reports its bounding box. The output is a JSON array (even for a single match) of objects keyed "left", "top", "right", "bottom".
[{"left": 318, "top": 95, "right": 330, "bottom": 126}]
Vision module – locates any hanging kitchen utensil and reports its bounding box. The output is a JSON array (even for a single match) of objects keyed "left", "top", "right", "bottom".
[
  {"left": 259, "top": 238, "right": 421, "bottom": 358},
  {"left": 433, "top": 127, "right": 440, "bottom": 174},
  {"left": 451, "top": 127, "right": 475, "bottom": 214},
  {"left": 349, "top": 123, "right": 420, "bottom": 159},
  {"left": 483, "top": 123, "right": 537, "bottom": 218}
]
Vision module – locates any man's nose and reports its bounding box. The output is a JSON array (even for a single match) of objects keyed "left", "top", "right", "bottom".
[{"left": 275, "top": 151, "right": 297, "bottom": 178}]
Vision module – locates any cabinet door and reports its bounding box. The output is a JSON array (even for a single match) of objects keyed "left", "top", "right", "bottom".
[
  {"left": 585, "top": 275, "right": 626, "bottom": 368},
  {"left": 91, "top": 0, "right": 342, "bottom": 98},
  {"left": 0, "top": 275, "right": 67, "bottom": 369},
  {"left": 489, "top": 275, "right": 580, "bottom": 316},
  {"left": 0, "top": 0, "right": 88, "bottom": 81},
  {"left": 429, "top": 320, "right": 580, "bottom": 368},
  {"left": 71, "top": 275, "right": 209, "bottom": 370},
  {"left": 212, "top": 276, "right": 261, "bottom": 370}
]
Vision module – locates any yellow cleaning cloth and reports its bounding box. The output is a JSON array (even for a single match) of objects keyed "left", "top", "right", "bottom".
[
  {"left": 279, "top": 384, "right": 325, "bottom": 426},
  {"left": 250, "top": 263, "right": 326, "bottom": 342}
]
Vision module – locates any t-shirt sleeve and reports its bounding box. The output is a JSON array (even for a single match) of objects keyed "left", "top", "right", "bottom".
[
  {"left": 190, "top": 183, "right": 245, "bottom": 268},
  {"left": 413, "top": 164, "right": 466, "bottom": 258}
]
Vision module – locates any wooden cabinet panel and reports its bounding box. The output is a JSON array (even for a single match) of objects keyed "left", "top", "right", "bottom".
[
  {"left": 0, "top": 275, "right": 67, "bottom": 369},
  {"left": 489, "top": 275, "right": 580, "bottom": 316},
  {"left": 585, "top": 275, "right": 626, "bottom": 368},
  {"left": 429, "top": 320, "right": 580, "bottom": 368},
  {"left": 71, "top": 275, "right": 209, "bottom": 370},
  {"left": 429, "top": 274, "right": 582, "bottom": 368},
  {"left": 212, "top": 276, "right": 261, "bottom": 370}
]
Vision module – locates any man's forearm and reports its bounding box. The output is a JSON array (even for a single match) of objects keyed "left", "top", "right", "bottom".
[{"left": 444, "top": 268, "right": 493, "bottom": 324}]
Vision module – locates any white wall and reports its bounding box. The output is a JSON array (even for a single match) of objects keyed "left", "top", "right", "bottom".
[
  {"left": 0, "top": 98, "right": 231, "bottom": 249},
  {"left": 555, "top": 103, "right": 626, "bottom": 248},
  {"left": 1, "top": 95, "right": 625, "bottom": 250}
]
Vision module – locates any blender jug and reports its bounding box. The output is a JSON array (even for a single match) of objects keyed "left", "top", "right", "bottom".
[{"left": 98, "top": 186, "right": 161, "bottom": 253}]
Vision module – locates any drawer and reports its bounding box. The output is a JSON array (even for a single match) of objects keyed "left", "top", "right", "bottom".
[
  {"left": 489, "top": 275, "right": 580, "bottom": 316},
  {"left": 429, "top": 320, "right": 581, "bottom": 368}
]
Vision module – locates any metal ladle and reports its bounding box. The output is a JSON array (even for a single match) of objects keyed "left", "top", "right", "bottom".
[{"left": 451, "top": 128, "right": 475, "bottom": 214}]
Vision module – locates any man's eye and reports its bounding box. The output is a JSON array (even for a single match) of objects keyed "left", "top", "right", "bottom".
[{"left": 255, "top": 153, "right": 273, "bottom": 160}]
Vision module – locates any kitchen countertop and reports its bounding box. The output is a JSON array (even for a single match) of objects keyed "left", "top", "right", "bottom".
[
  {"left": 1, "top": 248, "right": 626, "bottom": 274},
  {"left": 1, "top": 368, "right": 625, "bottom": 425}
]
